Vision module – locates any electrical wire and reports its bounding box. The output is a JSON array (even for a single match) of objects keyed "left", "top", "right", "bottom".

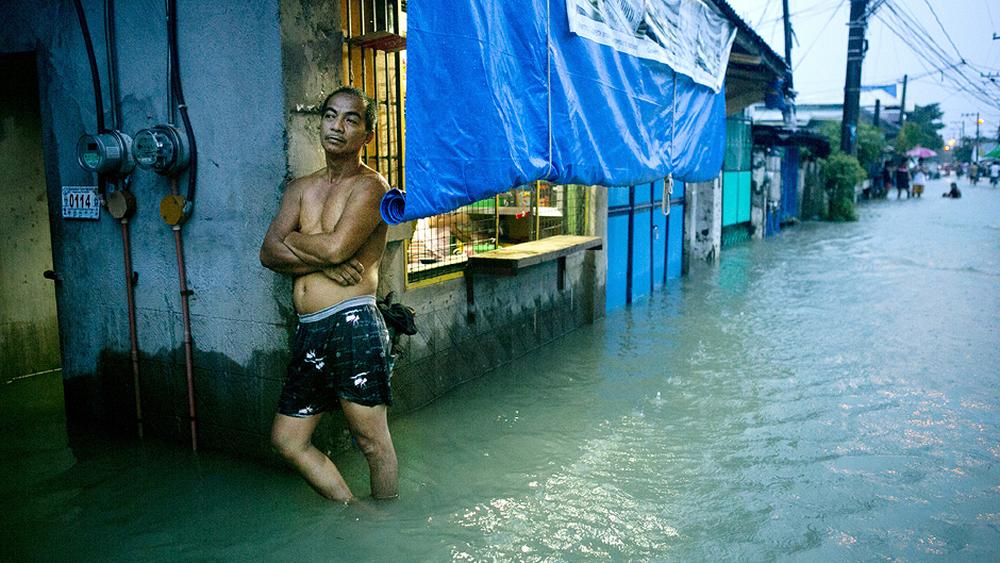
[
  {"left": 874, "top": 0, "right": 1000, "bottom": 108},
  {"left": 759, "top": 0, "right": 841, "bottom": 25},
  {"left": 72, "top": 0, "right": 105, "bottom": 133},
  {"left": 793, "top": 0, "right": 847, "bottom": 71},
  {"left": 753, "top": 0, "right": 773, "bottom": 29},
  {"left": 920, "top": 0, "right": 963, "bottom": 62},
  {"left": 104, "top": 0, "right": 119, "bottom": 130},
  {"left": 983, "top": 0, "right": 996, "bottom": 30},
  {"left": 167, "top": 0, "right": 198, "bottom": 205}
]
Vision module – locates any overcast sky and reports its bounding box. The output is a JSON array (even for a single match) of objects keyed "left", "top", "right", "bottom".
[{"left": 726, "top": 0, "right": 1000, "bottom": 144}]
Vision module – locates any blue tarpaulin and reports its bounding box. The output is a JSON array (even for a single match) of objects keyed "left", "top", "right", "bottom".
[{"left": 380, "top": 0, "right": 729, "bottom": 224}]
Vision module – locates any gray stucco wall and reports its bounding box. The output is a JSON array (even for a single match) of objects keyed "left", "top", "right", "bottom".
[
  {"left": 281, "top": 0, "right": 342, "bottom": 179},
  {"left": 684, "top": 178, "right": 722, "bottom": 263},
  {"left": 383, "top": 250, "right": 600, "bottom": 414},
  {"left": 2, "top": 0, "right": 289, "bottom": 453}
]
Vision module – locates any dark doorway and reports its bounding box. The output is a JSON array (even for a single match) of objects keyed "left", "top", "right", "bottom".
[{"left": 0, "top": 52, "right": 67, "bottom": 449}]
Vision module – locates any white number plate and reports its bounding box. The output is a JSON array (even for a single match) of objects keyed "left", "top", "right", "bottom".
[{"left": 62, "top": 186, "right": 101, "bottom": 220}]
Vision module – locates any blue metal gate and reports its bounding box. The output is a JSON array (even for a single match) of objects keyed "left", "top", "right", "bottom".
[
  {"left": 780, "top": 146, "right": 800, "bottom": 223},
  {"left": 606, "top": 180, "right": 685, "bottom": 311}
]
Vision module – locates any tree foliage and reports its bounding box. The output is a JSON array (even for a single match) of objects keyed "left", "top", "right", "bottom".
[
  {"left": 952, "top": 138, "right": 974, "bottom": 162},
  {"left": 894, "top": 103, "right": 945, "bottom": 153},
  {"left": 856, "top": 122, "right": 888, "bottom": 172},
  {"left": 820, "top": 153, "right": 864, "bottom": 222},
  {"left": 813, "top": 120, "right": 887, "bottom": 172}
]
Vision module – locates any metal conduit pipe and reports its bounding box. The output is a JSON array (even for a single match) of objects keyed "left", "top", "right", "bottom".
[
  {"left": 120, "top": 215, "right": 143, "bottom": 438},
  {"left": 105, "top": 0, "right": 144, "bottom": 439},
  {"left": 104, "top": 0, "right": 143, "bottom": 439},
  {"left": 76, "top": 0, "right": 144, "bottom": 437},
  {"left": 166, "top": 0, "right": 198, "bottom": 451},
  {"left": 170, "top": 180, "right": 197, "bottom": 452}
]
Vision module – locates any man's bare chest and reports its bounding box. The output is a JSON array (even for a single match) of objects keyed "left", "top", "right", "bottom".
[{"left": 299, "top": 184, "right": 351, "bottom": 234}]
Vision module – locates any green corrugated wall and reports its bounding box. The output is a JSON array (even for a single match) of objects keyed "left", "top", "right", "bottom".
[{"left": 722, "top": 117, "right": 752, "bottom": 227}]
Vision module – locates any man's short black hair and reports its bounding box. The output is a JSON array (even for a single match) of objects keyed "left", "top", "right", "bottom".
[{"left": 321, "top": 86, "right": 376, "bottom": 132}]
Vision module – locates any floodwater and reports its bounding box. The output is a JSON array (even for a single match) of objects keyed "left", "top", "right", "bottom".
[{"left": 3, "top": 178, "right": 999, "bottom": 561}]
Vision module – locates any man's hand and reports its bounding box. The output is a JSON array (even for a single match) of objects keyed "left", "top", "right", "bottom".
[
  {"left": 323, "top": 258, "right": 365, "bottom": 286},
  {"left": 260, "top": 179, "right": 320, "bottom": 275}
]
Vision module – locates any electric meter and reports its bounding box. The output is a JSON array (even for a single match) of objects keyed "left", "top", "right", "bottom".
[
  {"left": 133, "top": 125, "right": 189, "bottom": 176},
  {"left": 76, "top": 131, "right": 135, "bottom": 176}
]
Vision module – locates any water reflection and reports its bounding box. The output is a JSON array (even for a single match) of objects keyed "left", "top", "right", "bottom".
[{"left": 2, "top": 179, "right": 999, "bottom": 560}]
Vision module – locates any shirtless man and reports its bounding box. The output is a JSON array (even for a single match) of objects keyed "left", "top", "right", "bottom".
[{"left": 260, "top": 87, "right": 396, "bottom": 502}]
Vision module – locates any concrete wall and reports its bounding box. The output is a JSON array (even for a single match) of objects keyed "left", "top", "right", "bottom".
[
  {"left": 1, "top": 0, "right": 605, "bottom": 460},
  {"left": 750, "top": 149, "right": 766, "bottom": 239},
  {"left": 800, "top": 159, "right": 826, "bottom": 220},
  {"left": 749, "top": 148, "right": 783, "bottom": 239},
  {"left": 281, "top": 0, "right": 342, "bottom": 179},
  {"left": 684, "top": 178, "right": 722, "bottom": 263},
  {"left": 382, "top": 251, "right": 599, "bottom": 413},
  {"left": 2, "top": 0, "right": 290, "bottom": 455},
  {"left": 0, "top": 52, "right": 61, "bottom": 384}
]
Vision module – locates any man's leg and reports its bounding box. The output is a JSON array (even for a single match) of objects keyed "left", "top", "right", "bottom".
[
  {"left": 340, "top": 399, "right": 398, "bottom": 499},
  {"left": 271, "top": 413, "right": 355, "bottom": 502}
]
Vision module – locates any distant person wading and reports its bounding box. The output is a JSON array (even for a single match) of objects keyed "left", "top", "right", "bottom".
[
  {"left": 912, "top": 158, "right": 927, "bottom": 198},
  {"left": 894, "top": 159, "right": 911, "bottom": 199}
]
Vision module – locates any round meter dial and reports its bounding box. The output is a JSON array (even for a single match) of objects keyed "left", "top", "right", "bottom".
[{"left": 133, "top": 125, "right": 189, "bottom": 176}]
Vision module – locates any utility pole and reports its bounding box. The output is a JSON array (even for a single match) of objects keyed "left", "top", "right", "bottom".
[
  {"left": 873, "top": 98, "right": 881, "bottom": 127},
  {"left": 976, "top": 112, "right": 982, "bottom": 162},
  {"left": 782, "top": 0, "right": 795, "bottom": 126},
  {"left": 898, "top": 74, "right": 908, "bottom": 126},
  {"left": 962, "top": 112, "right": 980, "bottom": 161},
  {"left": 841, "top": 0, "right": 869, "bottom": 155}
]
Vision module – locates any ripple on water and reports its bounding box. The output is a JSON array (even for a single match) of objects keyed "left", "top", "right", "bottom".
[{"left": 4, "top": 182, "right": 999, "bottom": 561}]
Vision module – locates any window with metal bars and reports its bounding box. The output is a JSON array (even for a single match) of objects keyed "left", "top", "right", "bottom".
[
  {"left": 340, "top": 1, "right": 590, "bottom": 285},
  {"left": 406, "top": 184, "right": 591, "bottom": 284},
  {"left": 341, "top": 0, "right": 405, "bottom": 190}
]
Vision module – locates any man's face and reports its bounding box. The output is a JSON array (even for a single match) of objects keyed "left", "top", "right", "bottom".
[{"left": 320, "top": 93, "right": 373, "bottom": 156}]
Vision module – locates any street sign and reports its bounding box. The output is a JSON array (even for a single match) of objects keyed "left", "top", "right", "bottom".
[{"left": 61, "top": 186, "right": 101, "bottom": 220}]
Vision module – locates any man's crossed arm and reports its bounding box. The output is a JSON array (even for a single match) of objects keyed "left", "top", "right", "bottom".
[{"left": 260, "top": 178, "right": 384, "bottom": 286}]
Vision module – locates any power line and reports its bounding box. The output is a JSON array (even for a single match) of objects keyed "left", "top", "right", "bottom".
[
  {"left": 872, "top": 19, "right": 996, "bottom": 109},
  {"left": 921, "top": 0, "right": 964, "bottom": 62},
  {"left": 754, "top": 0, "right": 774, "bottom": 29},
  {"left": 875, "top": 0, "right": 1000, "bottom": 107},
  {"left": 867, "top": 62, "right": 965, "bottom": 86},
  {"left": 793, "top": 0, "right": 847, "bottom": 72},
  {"left": 885, "top": 27, "right": 994, "bottom": 105},
  {"left": 863, "top": 0, "right": 889, "bottom": 19},
  {"left": 759, "top": 0, "right": 843, "bottom": 25}
]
